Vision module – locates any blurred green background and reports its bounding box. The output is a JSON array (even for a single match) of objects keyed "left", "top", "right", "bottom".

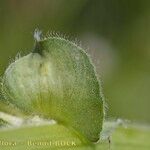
[{"left": 0, "top": 0, "right": 149, "bottom": 123}]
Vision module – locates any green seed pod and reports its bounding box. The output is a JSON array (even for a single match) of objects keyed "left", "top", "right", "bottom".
[{"left": 1, "top": 32, "right": 104, "bottom": 142}]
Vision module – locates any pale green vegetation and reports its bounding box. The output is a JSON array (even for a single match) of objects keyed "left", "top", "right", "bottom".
[
  {"left": 0, "top": 121, "right": 149, "bottom": 150},
  {"left": 0, "top": 1, "right": 150, "bottom": 149}
]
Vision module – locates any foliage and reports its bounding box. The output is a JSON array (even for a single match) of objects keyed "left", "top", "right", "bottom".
[{"left": 0, "top": 121, "right": 149, "bottom": 150}]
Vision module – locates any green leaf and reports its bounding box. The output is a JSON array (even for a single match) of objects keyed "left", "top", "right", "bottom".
[
  {"left": 0, "top": 124, "right": 93, "bottom": 150},
  {"left": 0, "top": 122, "right": 149, "bottom": 150}
]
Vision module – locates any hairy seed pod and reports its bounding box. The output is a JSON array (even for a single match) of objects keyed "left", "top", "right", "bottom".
[{"left": 1, "top": 32, "right": 104, "bottom": 142}]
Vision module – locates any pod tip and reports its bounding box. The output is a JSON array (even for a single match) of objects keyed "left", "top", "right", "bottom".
[{"left": 34, "top": 28, "right": 42, "bottom": 42}]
